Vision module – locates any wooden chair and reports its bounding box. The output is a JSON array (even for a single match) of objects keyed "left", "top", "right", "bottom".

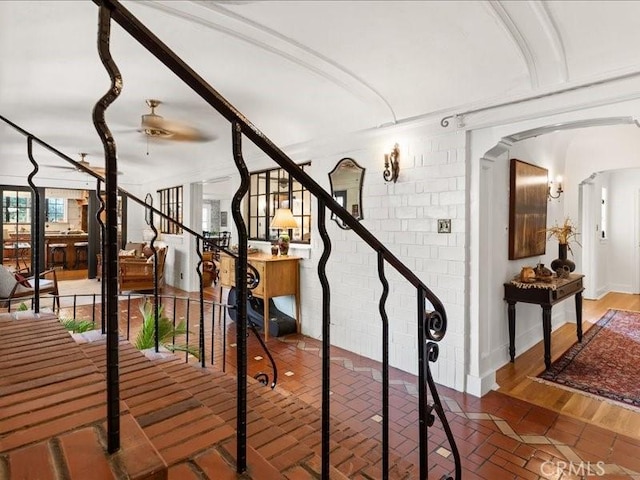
[
  {"left": 118, "top": 246, "right": 168, "bottom": 293},
  {"left": 0, "top": 264, "right": 60, "bottom": 310}
]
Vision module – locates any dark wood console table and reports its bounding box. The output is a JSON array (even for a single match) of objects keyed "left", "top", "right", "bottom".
[{"left": 504, "top": 273, "right": 584, "bottom": 369}]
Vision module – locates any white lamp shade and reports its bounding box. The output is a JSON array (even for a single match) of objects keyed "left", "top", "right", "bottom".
[{"left": 270, "top": 208, "right": 298, "bottom": 229}]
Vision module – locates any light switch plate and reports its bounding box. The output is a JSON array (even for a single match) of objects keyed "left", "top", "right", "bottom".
[{"left": 438, "top": 219, "right": 451, "bottom": 234}]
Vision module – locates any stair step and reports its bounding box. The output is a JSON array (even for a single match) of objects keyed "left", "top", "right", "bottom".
[
  {"left": 153, "top": 354, "right": 416, "bottom": 478},
  {"left": 0, "top": 313, "right": 167, "bottom": 480}
]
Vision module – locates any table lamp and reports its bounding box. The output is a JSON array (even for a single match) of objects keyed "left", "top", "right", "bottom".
[{"left": 270, "top": 208, "right": 298, "bottom": 256}]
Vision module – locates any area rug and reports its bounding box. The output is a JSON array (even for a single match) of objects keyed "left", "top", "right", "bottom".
[
  {"left": 537, "top": 309, "right": 640, "bottom": 409},
  {"left": 57, "top": 278, "right": 103, "bottom": 308}
]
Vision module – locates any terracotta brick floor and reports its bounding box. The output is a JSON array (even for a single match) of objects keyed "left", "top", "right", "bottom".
[{"left": 47, "top": 288, "right": 640, "bottom": 478}]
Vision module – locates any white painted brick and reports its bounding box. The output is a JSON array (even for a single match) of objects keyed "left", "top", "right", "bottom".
[
  {"left": 438, "top": 246, "right": 465, "bottom": 261},
  {"left": 438, "top": 190, "right": 465, "bottom": 206},
  {"left": 394, "top": 206, "right": 418, "bottom": 219},
  {"left": 423, "top": 259, "right": 449, "bottom": 273},
  {"left": 448, "top": 261, "right": 465, "bottom": 276},
  {"left": 369, "top": 207, "right": 389, "bottom": 219},
  {"left": 436, "top": 133, "right": 464, "bottom": 151},
  {"left": 366, "top": 184, "right": 389, "bottom": 196},
  {"left": 438, "top": 275, "right": 465, "bottom": 291},
  {"left": 392, "top": 231, "right": 417, "bottom": 244},
  {"left": 423, "top": 180, "right": 450, "bottom": 193},
  {"left": 391, "top": 182, "right": 416, "bottom": 196},
  {"left": 424, "top": 150, "right": 448, "bottom": 166},
  {"left": 381, "top": 195, "right": 403, "bottom": 207}
]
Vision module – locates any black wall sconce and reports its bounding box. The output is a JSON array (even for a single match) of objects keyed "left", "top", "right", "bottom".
[
  {"left": 383, "top": 143, "right": 400, "bottom": 183},
  {"left": 547, "top": 176, "right": 563, "bottom": 200}
]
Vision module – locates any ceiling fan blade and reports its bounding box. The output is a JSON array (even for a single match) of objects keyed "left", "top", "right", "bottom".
[{"left": 41, "top": 164, "right": 77, "bottom": 171}]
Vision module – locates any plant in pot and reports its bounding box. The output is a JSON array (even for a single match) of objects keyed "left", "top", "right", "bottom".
[
  {"left": 135, "top": 299, "right": 199, "bottom": 359},
  {"left": 544, "top": 217, "right": 580, "bottom": 275}
]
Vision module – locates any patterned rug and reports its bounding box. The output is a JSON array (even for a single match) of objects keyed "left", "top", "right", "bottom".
[{"left": 538, "top": 309, "right": 640, "bottom": 409}]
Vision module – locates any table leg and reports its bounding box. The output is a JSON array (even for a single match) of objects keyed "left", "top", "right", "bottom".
[
  {"left": 575, "top": 291, "right": 583, "bottom": 342},
  {"left": 542, "top": 305, "right": 552, "bottom": 369},
  {"left": 263, "top": 295, "right": 270, "bottom": 341},
  {"left": 507, "top": 301, "right": 516, "bottom": 362}
]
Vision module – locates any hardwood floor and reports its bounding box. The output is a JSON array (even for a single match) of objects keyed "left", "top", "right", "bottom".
[{"left": 497, "top": 291, "right": 640, "bottom": 439}]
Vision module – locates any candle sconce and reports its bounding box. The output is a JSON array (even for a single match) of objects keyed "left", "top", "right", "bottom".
[{"left": 383, "top": 143, "right": 400, "bottom": 183}]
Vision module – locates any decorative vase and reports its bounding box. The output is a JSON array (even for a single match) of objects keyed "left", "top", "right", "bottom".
[
  {"left": 271, "top": 244, "right": 279, "bottom": 256},
  {"left": 550, "top": 243, "right": 575, "bottom": 273},
  {"left": 278, "top": 234, "right": 290, "bottom": 256}
]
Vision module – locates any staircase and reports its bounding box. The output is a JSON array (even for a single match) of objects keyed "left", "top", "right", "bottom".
[{"left": 0, "top": 311, "right": 416, "bottom": 479}]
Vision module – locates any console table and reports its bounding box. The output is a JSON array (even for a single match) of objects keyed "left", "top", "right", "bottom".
[
  {"left": 504, "top": 273, "right": 584, "bottom": 370},
  {"left": 219, "top": 252, "right": 300, "bottom": 340}
]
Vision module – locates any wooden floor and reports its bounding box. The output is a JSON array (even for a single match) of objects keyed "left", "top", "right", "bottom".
[{"left": 497, "top": 291, "right": 640, "bottom": 439}]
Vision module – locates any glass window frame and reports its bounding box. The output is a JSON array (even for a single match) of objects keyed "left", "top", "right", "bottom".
[
  {"left": 157, "top": 185, "right": 183, "bottom": 235},
  {"left": 248, "top": 163, "right": 311, "bottom": 244}
]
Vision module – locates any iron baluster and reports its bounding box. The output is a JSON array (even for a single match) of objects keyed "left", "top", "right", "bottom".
[
  {"left": 93, "top": 4, "right": 123, "bottom": 454},
  {"left": 317, "top": 199, "right": 332, "bottom": 479},
  {"left": 423, "top": 339, "right": 462, "bottom": 480},
  {"left": 377, "top": 252, "right": 390, "bottom": 479},
  {"left": 26, "top": 136, "right": 41, "bottom": 312},
  {"left": 417, "top": 287, "right": 428, "bottom": 479},
  {"left": 96, "top": 179, "right": 106, "bottom": 334},
  {"left": 144, "top": 193, "right": 160, "bottom": 353},
  {"left": 231, "top": 120, "right": 250, "bottom": 474},
  {"left": 196, "top": 237, "right": 205, "bottom": 367}
]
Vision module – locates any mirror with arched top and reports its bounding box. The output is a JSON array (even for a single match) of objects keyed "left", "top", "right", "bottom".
[{"left": 329, "top": 157, "right": 365, "bottom": 229}]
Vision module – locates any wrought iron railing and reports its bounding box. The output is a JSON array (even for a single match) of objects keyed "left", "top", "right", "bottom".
[{"left": 2, "top": 0, "right": 462, "bottom": 476}]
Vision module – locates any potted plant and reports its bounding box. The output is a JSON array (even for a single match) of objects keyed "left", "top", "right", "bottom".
[
  {"left": 544, "top": 217, "right": 580, "bottom": 273},
  {"left": 134, "top": 299, "right": 199, "bottom": 359}
]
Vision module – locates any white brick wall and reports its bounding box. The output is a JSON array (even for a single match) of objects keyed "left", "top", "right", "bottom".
[{"left": 299, "top": 130, "right": 467, "bottom": 391}]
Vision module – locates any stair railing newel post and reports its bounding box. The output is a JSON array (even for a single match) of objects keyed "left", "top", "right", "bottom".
[
  {"left": 196, "top": 237, "right": 206, "bottom": 367},
  {"left": 96, "top": 179, "right": 106, "bottom": 333},
  {"left": 26, "top": 136, "right": 41, "bottom": 312},
  {"left": 377, "top": 251, "right": 390, "bottom": 478},
  {"left": 93, "top": 4, "right": 123, "bottom": 454},
  {"left": 317, "top": 199, "right": 332, "bottom": 479},
  {"left": 231, "top": 121, "right": 249, "bottom": 473}
]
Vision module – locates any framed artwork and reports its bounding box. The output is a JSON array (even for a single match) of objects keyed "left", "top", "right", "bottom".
[
  {"left": 508, "top": 158, "right": 548, "bottom": 260},
  {"left": 220, "top": 211, "right": 228, "bottom": 228}
]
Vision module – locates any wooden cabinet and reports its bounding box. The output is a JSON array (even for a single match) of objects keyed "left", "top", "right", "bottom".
[{"left": 219, "top": 252, "right": 300, "bottom": 339}]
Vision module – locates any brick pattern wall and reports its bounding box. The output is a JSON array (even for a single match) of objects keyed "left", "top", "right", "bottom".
[{"left": 301, "top": 131, "right": 467, "bottom": 390}]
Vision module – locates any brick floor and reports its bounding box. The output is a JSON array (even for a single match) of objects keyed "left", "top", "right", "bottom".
[{"left": 4, "top": 296, "right": 640, "bottom": 479}]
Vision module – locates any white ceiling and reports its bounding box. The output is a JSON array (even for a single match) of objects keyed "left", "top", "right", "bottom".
[{"left": 1, "top": 0, "right": 640, "bottom": 185}]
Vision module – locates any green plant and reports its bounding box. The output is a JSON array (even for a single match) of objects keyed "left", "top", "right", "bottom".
[
  {"left": 61, "top": 318, "right": 94, "bottom": 333},
  {"left": 134, "top": 300, "right": 199, "bottom": 359},
  {"left": 16, "top": 302, "right": 29, "bottom": 311}
]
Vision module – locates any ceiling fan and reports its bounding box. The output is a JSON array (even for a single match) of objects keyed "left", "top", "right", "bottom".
[
  {"left": 43, "top": 153, "right": 121, "bottom": 176},
  {"left": 139, "top": 99, "right": 212, "bottom": 142}
]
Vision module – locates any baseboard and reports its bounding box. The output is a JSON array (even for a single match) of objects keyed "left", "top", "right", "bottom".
[{"left": 466, "top": 371, "right": 498, "bottom": 398}]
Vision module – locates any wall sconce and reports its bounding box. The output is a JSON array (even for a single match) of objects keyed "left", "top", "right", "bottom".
[
  {"left": 548, "top": 176, "right": 563, "bottom": 200},
  {"left": 383, "top": 143, "right": 400, "bottom": 183}
]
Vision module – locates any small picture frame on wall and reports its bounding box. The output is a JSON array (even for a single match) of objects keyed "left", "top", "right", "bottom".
[
  {"left": 220, "top": 211, "right": 228, "bottom": 228},
  {"left": 508, "top": 159, "right": 548, "bottom": 260}
]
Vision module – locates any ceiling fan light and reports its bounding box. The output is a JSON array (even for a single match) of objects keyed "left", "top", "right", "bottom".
[{"left": 141, "top": 113, "right": 173, "bottom": 138}]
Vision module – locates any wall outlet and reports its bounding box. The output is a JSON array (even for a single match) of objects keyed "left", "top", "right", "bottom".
[{"left": 438, "top": 219, "right": 451, "bottom": 234}]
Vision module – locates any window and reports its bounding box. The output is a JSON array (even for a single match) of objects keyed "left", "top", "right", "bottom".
[
  {"left": 158, "top": 185, "right": 183, "bottom": 234},
  {"left": 3, "top": 190, "right": 31, "bottom": 225},
  {"left": 248, "top": 164, "right": 311, "bottom": 243},
  {"left": 45, "top": 198, "right": 66, "bottom": 222}
]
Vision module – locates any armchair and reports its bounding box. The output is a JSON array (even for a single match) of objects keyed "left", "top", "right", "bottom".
[
  {"left": 0, "top": 265, "right": 60, "bottom": 310},
  {"left": 118, "top": 246, "right": 168, "bottom": 293}
]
